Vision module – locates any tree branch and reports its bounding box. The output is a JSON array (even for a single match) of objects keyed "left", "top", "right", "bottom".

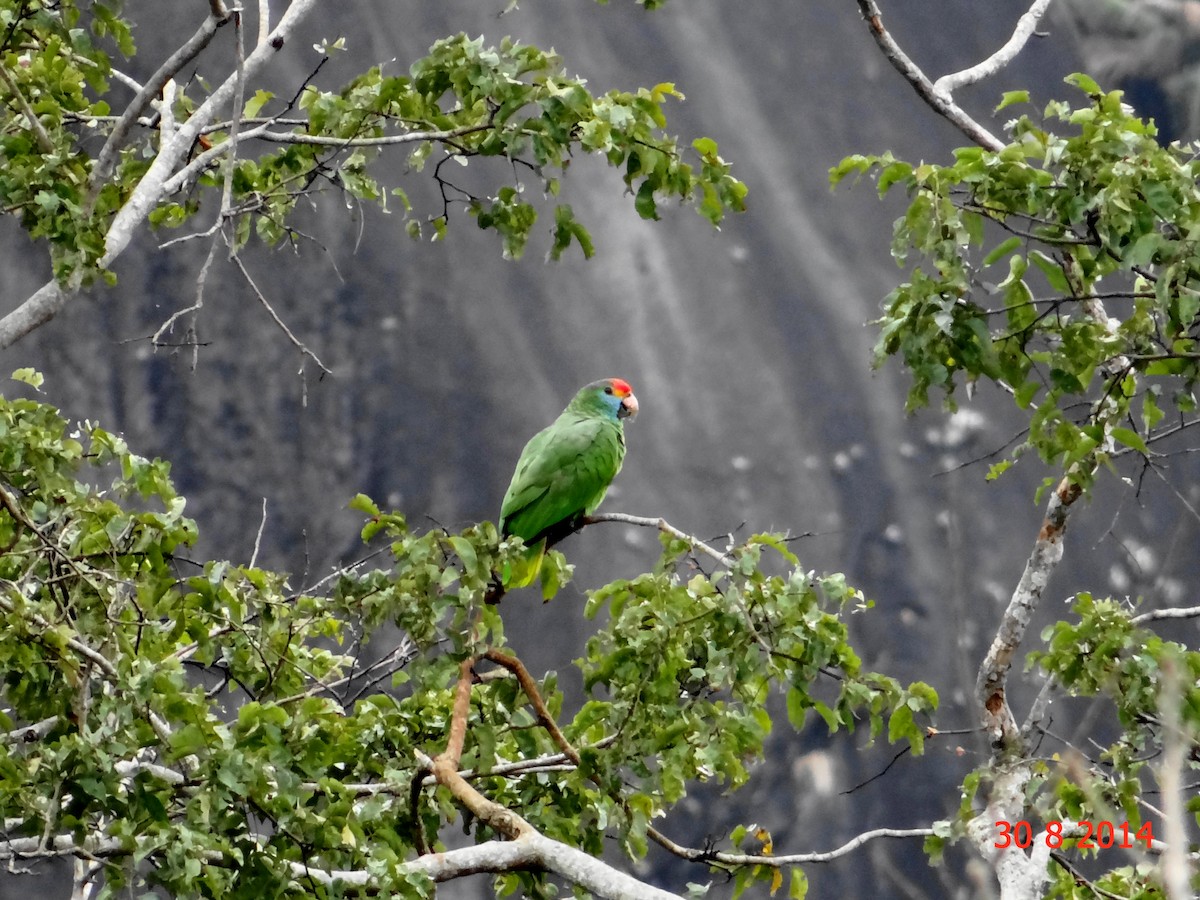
[
  {"left": 89, "top": 9, "right": 231, "bottom": 203},
  {"left": 976, "top": 475, "right": 1080, "bottom": 751},
  {"left": 1133, "top": 605, "right": 1200, "bottom": 624},
  {"left": 1159, "top": 662, "right": 1192, "bottom": 900},
  {"left": 584, "top": 512, "right": 733, "bottom": 566},
  {"left": 0, "top": 827, "right": 684, "bottom": 899},
  {"left": 966, "top": 762, "right": 1057, "bottom": 898},
  {"left": 229, "top": 252, "right": 332, "bottom": 374},
  {"left": 160, "top": 121, "right": 495, "bottom": 200},
  {"left": 648, "top": 826, "right": 935, "bottom": 867},
  {"left": 932, "top": 0, "right": 1055, "bottom": 98},
  {"left": 853, "top": 0, "right": 1004, "bottom": 150},
  {"left": 0, "top": 278, "right": 67, "bottom": 350}
]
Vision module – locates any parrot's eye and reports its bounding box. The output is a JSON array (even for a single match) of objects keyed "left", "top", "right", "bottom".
[{"left": 604, "top": 385, "right": 613, "bottom": 394}]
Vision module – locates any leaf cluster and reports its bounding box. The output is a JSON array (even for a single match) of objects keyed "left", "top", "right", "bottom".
[
  {"left": 832, "top": 74, "right": 1200, "bottom": 489},
  {"left": 158, "top": 32, "right": 746, "bottom": 261},
  {"left": 0, "top": 0, "right": 132, "bottom": 282}
]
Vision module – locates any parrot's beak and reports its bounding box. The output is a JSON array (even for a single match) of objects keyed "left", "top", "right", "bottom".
[{"left": 619, "top": 393, "right": 639, "bottom": 420}]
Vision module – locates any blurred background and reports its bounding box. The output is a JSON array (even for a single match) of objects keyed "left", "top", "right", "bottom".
[{"left": 4, "top": 1, "right": 1200, "bottom": 896}]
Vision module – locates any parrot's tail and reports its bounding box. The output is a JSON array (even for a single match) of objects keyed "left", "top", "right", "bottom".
[{"left": 500, "top": 538, "right": 546, "bottom": 590}]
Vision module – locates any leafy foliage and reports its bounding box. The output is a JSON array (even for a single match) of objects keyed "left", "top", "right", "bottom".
[
  {"left": 836, "top": 74, "right": 1200, "bottom": 897},
  {"left": 0, "top": 2, "right": 745, "bottom": 286},
  {"left": 0, "top": 0, "right": 132, "bottom": 282},
  {"left": 832, "top": 75, "right": 1200, "bottom": 492},
  {"left": 0, "top": 379, "right": 932, "bottom": 897}
]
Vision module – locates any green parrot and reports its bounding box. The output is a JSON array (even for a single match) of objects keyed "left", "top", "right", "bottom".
[{"left": 499, "top": 377, "right": 639, "bottom": 588}]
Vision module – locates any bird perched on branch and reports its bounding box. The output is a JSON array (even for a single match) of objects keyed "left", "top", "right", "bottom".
[{"left": 498, "top": 377, "right": 639, "bottom": 589}]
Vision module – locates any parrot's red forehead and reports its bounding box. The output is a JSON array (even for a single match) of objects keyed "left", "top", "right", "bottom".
[{"left": 608, "top": 378, "right": 633, "bottom": 397}]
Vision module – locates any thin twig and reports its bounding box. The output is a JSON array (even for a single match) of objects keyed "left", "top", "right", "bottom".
[
  {"left": 249, "top": 497, "right": 267, "bottom": 569},
  {"left": 229, "top": 252, "right": 332, "bottom": 374}
]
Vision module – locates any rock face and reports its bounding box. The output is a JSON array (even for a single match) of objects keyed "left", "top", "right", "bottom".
[{"left": 13, "top": 2, "right": 1191, "bottom": 897}]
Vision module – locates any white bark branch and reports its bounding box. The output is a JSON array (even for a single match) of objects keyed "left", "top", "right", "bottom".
[
  {"left": 933, "top": 0, "right": 1055, "bottom": 98},
  {"left": 0, "top": 0, "right": 319, "bottom": 349},
  {"left": 966, "top": 763, "right": 1055, "bottom": 900},
  {"left": 976, "top": 476, "right": 1080, "bottom": 748},
  {"left": 853, "top": 0, "right": 1004, "bottom": 151},
  {"left": 1159, "top": 664, "right": 1192, "bottom": 900},
  {"left": 159, "top": 121, "right": 494, "bottom": 201},
  {"left": 1132, "top": 605, "right": 1200, "bottom": 624},
  {"left": 649, "top": 825, "right": 934, "bottom": 867},
  {"left": 0, "top": 829, "right": 683, "bottom": 900},
  {"left": 585, "top": 512, "right": 733, "bottom": 566},
  {"left": 101, "top": 0, "right": 317, "bottom": 268},
  {"left": 89, "top": 10, "right": 231, "bottom": 200}
]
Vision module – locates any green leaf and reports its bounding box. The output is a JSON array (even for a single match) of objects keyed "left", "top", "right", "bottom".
[
  {"left": 1065, "top": 72, "right": 1102, "bottom": 96},
  {"left": 692, "top": 136, "right": 719, "bottom": 161},
  {"left": 785, "top": 686, "right": 807, "bottom": 729},
  {"left": 349, "top": 493, "right": 380, "bottom": 516},
  {"left": 11, "top": 368, "right": 44, "bottom": 388},
  {"left": 1111, "top": 427, "right": 1148, "bottom": 455},
  {"left": 1027, "top": 250, "right": 1069, "bottom": 293},
  {"left": 242, "top": 89, "right": 273, "bottom": 119},
  {"left": 982, "top": 236, "right": 1022, "bottom": 267},
  {"left": 634, "top": 181, "right": 659, "bottom": 220},
  {"left": 789, "top": 869, "right": 808, "bottom": 900},
  {"left": 995, "top": 90, "right": 1030, "bottom": 113}
]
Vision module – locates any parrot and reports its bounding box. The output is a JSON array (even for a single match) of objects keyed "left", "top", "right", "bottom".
[{"left": 498, "top": 377, "right": 639, "bottom": 589}]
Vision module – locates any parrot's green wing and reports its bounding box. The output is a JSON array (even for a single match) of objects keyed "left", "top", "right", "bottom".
[{"left": 500, "top": 411, "right": 626, "bottom": 545}]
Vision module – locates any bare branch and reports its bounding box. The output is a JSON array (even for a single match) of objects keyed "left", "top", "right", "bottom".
[
  {"left": 0, "top": 0, "right": 320, "bottom": 349},
  {"left": 1133, "top": 605, "right": 1200, "bottom": 624},
  {"left": 966, "top": 762, "right": 1055, "bottom": 897},
  {"left": 1159, "top": 661, "right": 1192, "bottom": 900},
  {"left": 933, "top": 0, "right": 1055, "bottom": 98},
  {"left": 286, "top": 832, "right": 685, "bottom": 899},
  {"left": 584, "top": 512, "right": 733, "bottom": 566},
  {"left": 161, "top": 121, "right": 495, "bottom": 200},
  {"left": 256, "top": 0, "right": 271, "bottom": 48},
  {"left": 250, "top": 123, "right": 493, "bottom": 147},
  {"left": 0, "top": 716, "right": 59, "bottom": 745},
  {"left": 229, "top": 252, "right": 332, "bottom": 374},
  {"left": 482, "top": 649, "right": 579, "bottom": 763},
  {"left": 0, "top": 827, "right": 684, "bottom": 899},
  {"left": 250, "top": 497, "right": 268, "bottom": 569},
  {"left": 0, "top": 281, "right": 67, "bottom": 349},
  {"left": 649, "top": 826, "right": 935, "bottom": 867},
  {"left": 853, "top": 0, "right": 1004, "bottom": 150}
]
